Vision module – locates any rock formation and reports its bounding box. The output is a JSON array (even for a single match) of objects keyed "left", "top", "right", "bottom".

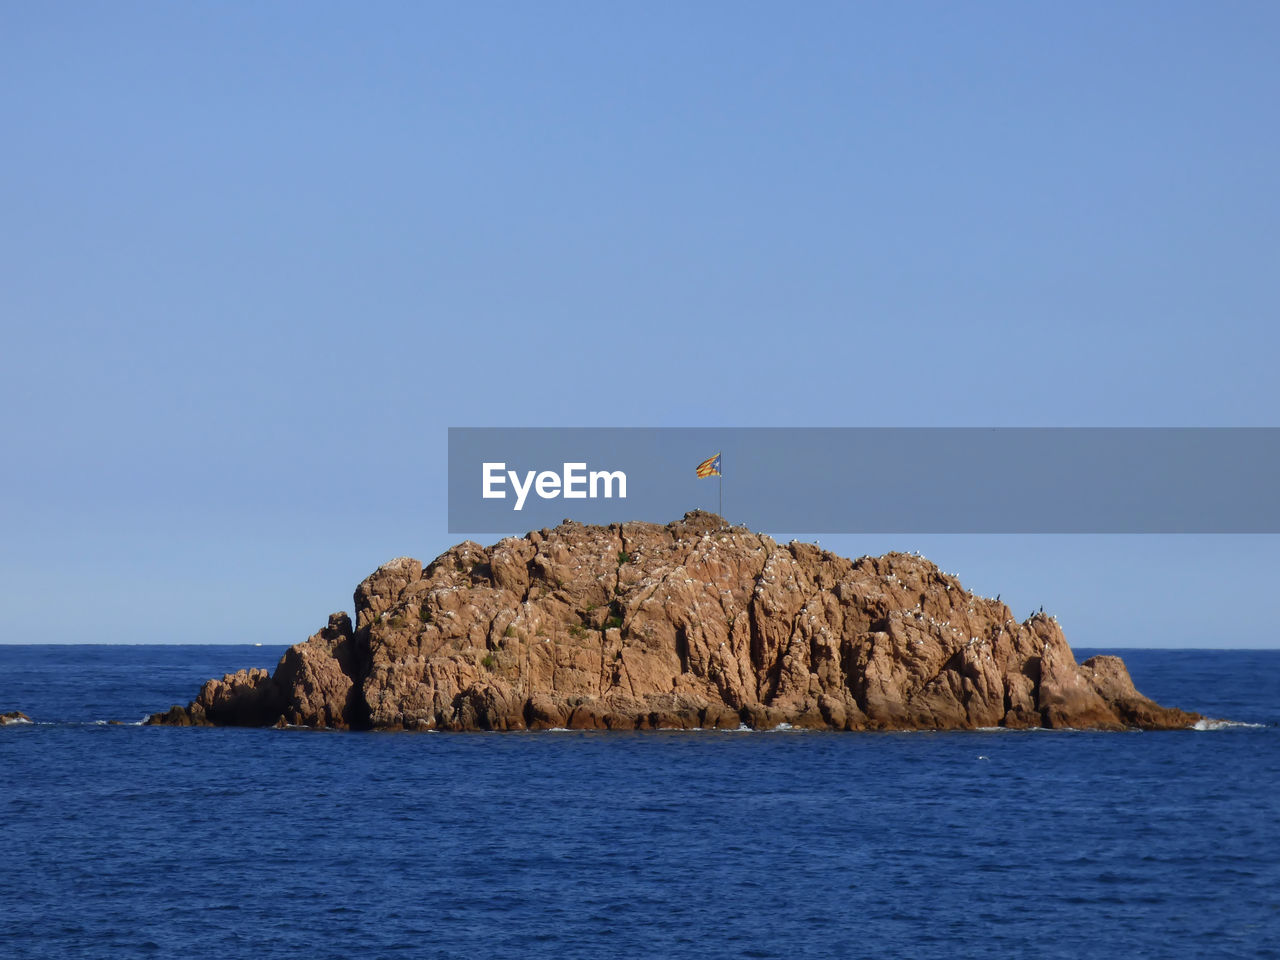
[
  {"left": 1, "top": 711, "right": 32, "bottom": 725},
  {"left": 149, "top": 512, "right": 1199, "bottom": 732}
]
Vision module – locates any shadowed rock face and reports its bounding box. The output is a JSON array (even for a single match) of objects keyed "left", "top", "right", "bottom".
[{"left": 149, "top": 512, "right": 1200, "bottom": 732}]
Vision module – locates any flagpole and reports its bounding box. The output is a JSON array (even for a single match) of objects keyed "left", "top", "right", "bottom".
[{"left": 719, "top": 452, "right": 723, "bottom": 519}]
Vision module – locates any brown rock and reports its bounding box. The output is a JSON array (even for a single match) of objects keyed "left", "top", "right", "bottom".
[
  {"left": 149, "top": 667, "right": 280, "bottom": 726},
  {"left": 0, "top": 710, "right": 32, "bottom": 725},
  {"left": 152, "top": 513, "right": 1202, "bottom": 732},
  {"left": 146, "top": 705, "right": 194, "bottom": 726},
  {"left": 273, "top": 613, "right": 358, "bottom": 728},
  {"left": 1078, "top": 654, "right": 1200, "bottom": 729}
]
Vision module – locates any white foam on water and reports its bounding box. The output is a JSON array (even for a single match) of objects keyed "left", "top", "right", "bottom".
[
  {"left": 977, "top": 726, "right": 1049, "bottom": 732},
  {"left": 1193, "top": 718, "right": 1266, "bottom": 731}
]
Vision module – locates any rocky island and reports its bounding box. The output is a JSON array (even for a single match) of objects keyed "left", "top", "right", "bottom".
[{"left": 150, "top": 512, "right": 1199, "bottom": 732}]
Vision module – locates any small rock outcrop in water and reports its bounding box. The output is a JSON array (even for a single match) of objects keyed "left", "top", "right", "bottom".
[
  {"left": 149, "top": 513, "right": 1200, "bottom": 732},
  {"left": 1, "top": 711, "right": 33, "bottom": 725}
]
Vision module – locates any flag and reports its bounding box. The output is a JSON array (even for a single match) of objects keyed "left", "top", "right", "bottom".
[{"left": 695, "top": 452, "right": 721, "bottom": 478}]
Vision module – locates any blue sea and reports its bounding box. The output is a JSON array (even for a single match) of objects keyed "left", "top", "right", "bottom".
[{"left": 1, "top": 646, "right": 1277, "bottom": 960}]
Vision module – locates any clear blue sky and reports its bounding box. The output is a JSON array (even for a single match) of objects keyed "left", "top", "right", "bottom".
[{"left": 1, "top": 2, "right": 1276, "bottom": 647}]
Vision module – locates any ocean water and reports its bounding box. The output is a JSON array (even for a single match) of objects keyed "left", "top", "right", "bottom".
[{"left": 1, "top": 646, "right": 1277, "bottom": 960}]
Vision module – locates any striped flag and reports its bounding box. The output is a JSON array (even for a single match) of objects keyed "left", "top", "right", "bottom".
[{"left": 695, "top": 452, "right": 722, "bottom": 478}]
